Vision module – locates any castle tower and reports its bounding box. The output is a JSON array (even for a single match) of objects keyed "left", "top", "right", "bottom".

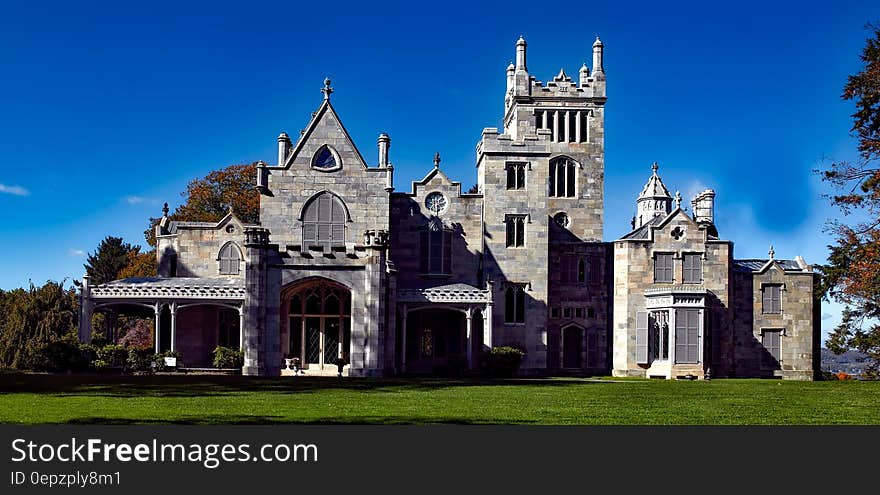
[
  {"left": 634, "top": 162, "right": 672, "bottom": 228},
  {"left": 478, "top": 36, "right": 608, "bottom": 372}
]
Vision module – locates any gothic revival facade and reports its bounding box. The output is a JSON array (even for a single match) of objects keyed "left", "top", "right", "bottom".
[{"left": 77, "top": 37, "right": 820, "bottom": 380}]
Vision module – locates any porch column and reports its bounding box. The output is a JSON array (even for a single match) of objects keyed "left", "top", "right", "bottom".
[
  {"left": 154, "top": 302, "right": 162, "bottom": 354},
  {"left": 465, "top": 308, "right": 473, "bottom": 370},
  {"left": 401, "top": 305, "right": 408, "bottom": 373},
  {"left": 238, "top": 305, "right": 245, "bottom": 352},
  {"left": 169, "top": 302, "right": 177, "bottom": 353},
  {"left": 484, "top": 303, "right": 493, "bottom": 350}
]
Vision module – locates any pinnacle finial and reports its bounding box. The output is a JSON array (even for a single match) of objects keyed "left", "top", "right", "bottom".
[
  {"left": 652, "top": 161, "right": 659, "bottom": 174},
  {"left": 433, "top": 152, "right": 441, "bottom": 168},
  {"left": 162, "top": 202, "right": 169, "bottom": 217},
  {"left": 321, "top": 77, "right": 333, "bottom": 100},
  {"left": 675, "top": 191, "right": 682, "bottom": 209},
  {"left": 769, "top": 244, "right": 775, "bottom": 260}
]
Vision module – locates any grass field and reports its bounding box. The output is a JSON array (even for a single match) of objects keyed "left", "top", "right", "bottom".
[{"left": 0, "top": 373, "right": 878, "bottom": 425}]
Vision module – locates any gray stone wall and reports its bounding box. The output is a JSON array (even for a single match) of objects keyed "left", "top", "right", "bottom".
[
  {"left": 612, "top": 211, "right": 732, "bottom": 378},
  {"left": 389, "top": 169, "right": 483, "bottom": 289},
  {"left": 732, "top": 265, "right": 818, "bottom": 380},
  {"left": 546, "top": 240, "right": 612, "bottom": 373},
  {"left": 260, "top": 101, "right": 390, "bottom": 251},
  {"left": 157, "top": 215, "right": 247, "bottom": 279}
]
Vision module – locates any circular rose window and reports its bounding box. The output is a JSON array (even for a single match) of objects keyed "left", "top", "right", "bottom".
[
  {"left": 553, "top": 212, "right": 571, "bottom": 228},
  {"left": 425, "top": 192, "right": 447, "bottom": 214}
]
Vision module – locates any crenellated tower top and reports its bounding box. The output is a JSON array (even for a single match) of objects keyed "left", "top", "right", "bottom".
[{"left": 502, "top": 36, "right": 607, "bottom": 140}]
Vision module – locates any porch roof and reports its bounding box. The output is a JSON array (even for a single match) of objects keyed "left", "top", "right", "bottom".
[
  {"left": 89, "top": 277, "right": 245, "bottom": 301},
  {"left": 397, "top": 283, "right": 491, "bottom": 304}
]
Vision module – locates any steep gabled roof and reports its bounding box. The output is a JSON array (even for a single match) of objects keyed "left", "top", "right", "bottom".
[{"left": 277, "top": 97, "right": 370, "bottom": 170}]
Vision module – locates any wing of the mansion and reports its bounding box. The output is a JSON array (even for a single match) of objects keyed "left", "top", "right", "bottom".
[{"left": 77, "top": 37, "right": 820, "bottom": 380}]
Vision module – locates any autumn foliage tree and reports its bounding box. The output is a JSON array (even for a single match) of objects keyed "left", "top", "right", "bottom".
[
  {"left": 144, "top": 163, "right": 260, "bottom": 246},
  {"left": 820, "top": 24, "right": 880, "bottom": 378}
]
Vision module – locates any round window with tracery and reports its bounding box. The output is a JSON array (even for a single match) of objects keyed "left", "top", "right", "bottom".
[
  {"left": 425, "top": 192, "right": 447, "bottom": 214},
  {"left": 554, "top": 212, "right": 571, "bottom": 228}
]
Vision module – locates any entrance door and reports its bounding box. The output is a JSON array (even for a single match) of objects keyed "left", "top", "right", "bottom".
[
  {"left": 285, "top": 281, "right": 352, "bottom": 370},
  {"left": 562, "top": 326, "right": 583, "bottom": 369}
]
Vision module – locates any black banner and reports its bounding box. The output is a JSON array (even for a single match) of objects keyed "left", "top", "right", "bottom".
[{"left": 1, "top": 426, "right": 877, "bottom": 493}]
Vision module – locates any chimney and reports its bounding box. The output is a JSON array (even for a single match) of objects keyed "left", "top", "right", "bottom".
[
  {"left": 277, "top": 132, "right": 291, "bottom": 166},
  {"left": 691, "top": 189, "right": 716, "bottom": 224},
  {"left": 378, "top": 133, "right": 390, "bottom": 167}
]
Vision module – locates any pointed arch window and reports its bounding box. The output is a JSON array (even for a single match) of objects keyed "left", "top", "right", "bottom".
[
  {"left": 302, "top": 192, "right": 348, "bottom": 248},
  {"left": 420, "top": 217, "right": 452, "bottom": 274},
  {"left": 549, "top": 157, "right": 577, "bottom": 198},
  {"left": 311, "top": 145, "right": 341, "bottom": 171},
  {"left": 218, "top": 243, "right": 241, "bottom": 275}
]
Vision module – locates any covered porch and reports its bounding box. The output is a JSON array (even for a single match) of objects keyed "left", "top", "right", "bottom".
[
  {"left": 397, "top": 283, "right": 493, "bottom": 374},
  {"left": 78, "top": 276, "right": 246, "bottom": 368}
]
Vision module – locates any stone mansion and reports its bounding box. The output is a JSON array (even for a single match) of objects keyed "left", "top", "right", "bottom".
[{"left": 77, "top": 36, "right": 820, "bottom": 380}]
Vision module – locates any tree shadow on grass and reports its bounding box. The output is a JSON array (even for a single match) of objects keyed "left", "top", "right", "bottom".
[
  {"left": 62, "top": 415, "right": 540, "bottom": 425},
  {"left": 0, "top": 373, "right": 617, "bottom": 399}
]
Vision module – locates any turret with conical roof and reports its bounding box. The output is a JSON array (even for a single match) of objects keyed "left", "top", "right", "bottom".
[{"left": 634, "top": 162, "right": 672, "bottom": 228}]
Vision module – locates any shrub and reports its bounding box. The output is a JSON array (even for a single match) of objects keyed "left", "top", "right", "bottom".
[
  {"left": 212, "top": 346, "right": 244, "bottom": 369},
  {"left": 30, "top": 340, "right": 90, "bottom": 372},
  {"left": 94, "top": 344, "right": 127, "bottom": 369},
  {"left": 153, "top": 350, "right": 181, "bottom": 372},
  {"left": 126, "top": 347, "right": 153, "bottom": 372},
  {"left": 482, "top": 346, "right": 524, "bottom": 377}
]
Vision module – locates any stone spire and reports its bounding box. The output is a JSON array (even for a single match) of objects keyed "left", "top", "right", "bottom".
[
  {"left": 321, "top": 77, "right": 334, "bottom": 100},
  {"left": 515, "top": 36, "right": 527, "bottom": 71},
  {"left": 579, "top": 62, "right": 590, "bottom": 86},
  {"left": 634, "top": 162, "right": 672, "bottom": 229},
  {"left": 592, "top": 36, "right": 605, "bottom": 75}
]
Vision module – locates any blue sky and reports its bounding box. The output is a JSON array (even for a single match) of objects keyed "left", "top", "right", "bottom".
[{"left": 1, "top": 0, "right": 878, "bottom": 340}]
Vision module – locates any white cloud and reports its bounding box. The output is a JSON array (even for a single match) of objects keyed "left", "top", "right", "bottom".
[
  {"left": 683, "top": 180, "right": 710, "bottom": 205},
  {"left": 0, "top": 183, "right": 30, "bottom": 196},
  {"left": 125, "top": 195, "right": 161, "bottom": 206},
  {"left": 67, "top": 249, "right": 85, "bottom": 257}
]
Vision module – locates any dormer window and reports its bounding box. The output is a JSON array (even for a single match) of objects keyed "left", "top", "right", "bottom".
[
  {"left": 312, "top": 145, "right": 341, "bottom": 171},
  {"left": 218, "top": 243, "right": 241, "bottom": 275}
]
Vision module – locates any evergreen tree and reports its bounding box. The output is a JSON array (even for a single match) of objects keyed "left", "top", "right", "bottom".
[
  {"left": 820, "top": 24, "right": 880, "bottom": 378},
  {"left": 84, "top": 236, "right": 135, "bottom": 286}
]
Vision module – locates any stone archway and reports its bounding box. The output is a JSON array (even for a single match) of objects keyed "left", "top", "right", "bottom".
[
  {"left": 282, "top": 278, "right": 351, "bottom": 371},
  {"left": 403, "top": 308, "right": 466, "bottom": 374}
]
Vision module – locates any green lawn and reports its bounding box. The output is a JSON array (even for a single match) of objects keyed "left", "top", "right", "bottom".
[{"left": 0, "top": 373, "right": 878, "bottom": 425}]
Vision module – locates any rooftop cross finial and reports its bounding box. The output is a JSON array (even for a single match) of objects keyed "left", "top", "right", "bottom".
[
  {"left": 321, "top": 77, "right": 333, "bottom": 100},
  {"left": 769, "top": 244, "right": 775, "bottom": 260},
  {"left": 162, "top": 202, "right": 169, "bottom": 218},
  {"left": 433, "top": 152, "right": 441, "bottom": 168},
  {"left": 675, "top": 191, "right": 682, "bottom": 209}
]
